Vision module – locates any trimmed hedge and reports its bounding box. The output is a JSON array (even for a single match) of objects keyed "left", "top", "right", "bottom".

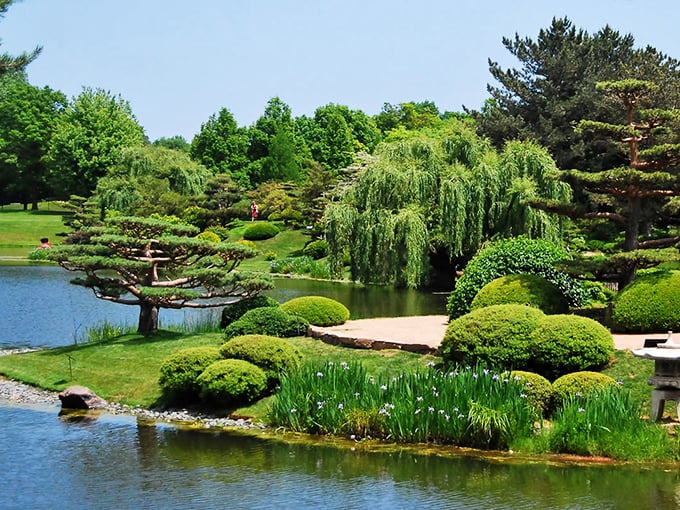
[
  {"left": 196, "top": 359, "right": 268, "bottom": 406},
  {"left": 158, "top": 347, "right": 223, "bottom": 402},
  {"left": 471, "top": 274, "right": 569, "bottom": 314},
  {"left": 551, "top": 371, "right": 619, "bottom": 409},
  {"left": 223, "top": 307, "right": 310, "bottom": 340},
  {"left": 446, "top": 236, "right": 586, "bottom": 320},
  {"left": 219, "top": 334, "right": 302, "bottom": 388},
  {"left": 220, "top": 295, "right": 280, "bottom": 328},
  {"left": 509, "top": 370, "right": 554, "bottom": 414},
  {"left": 527, "top": 314, "right": 614, "bottom": 380},
  {"left": 243, "top": 221, "right": 279, "bottom": 240},
  {"left": 440, "top": 304, "right": 545, "bottom": 369},
  {"left": 612, "top": 270, "right": 680, "bottom": 333},
  {"left": 279, "top": 295, "right": 350, "bottom": 326}
]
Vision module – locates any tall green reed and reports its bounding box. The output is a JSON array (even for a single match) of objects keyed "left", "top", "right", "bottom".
[{"left": 269, "top": 361, "right": 538, "bottom": 449}]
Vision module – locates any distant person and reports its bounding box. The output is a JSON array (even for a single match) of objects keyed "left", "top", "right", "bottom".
[
  {"left": 39, "top": 237, "right": 51, "bottom": 249},
  {"left": 250, "top": 200, "right": 259, "bottom": 221}
]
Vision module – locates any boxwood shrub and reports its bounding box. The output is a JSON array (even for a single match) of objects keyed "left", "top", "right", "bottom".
[
  {"left": 612, "top": 270, "right": 680, "bottom": 333},
  {"left": 551, "top": 371, "right": 619, "bottom": 409},
  {"left": 508, "top": 370, "right": 554, "bottom": 414},
  {"left": 440, "top": 304, "right": 545, "bottom": 369},
  {"left": 158, "top": 347, "right": 223, "bottom": 402},
  {"left": 471, "top": 274, "right": 569, "bottom": 314},
  {"left": 223, "top": 307, "right": 310, "bottom": 340},
  {"left": 302, "top": 240, "right": 329, "bottom": 260},
  {"left": 243, "top": 221, "right": 279, "bottom": 240},
  {"left": 220, "top": 295, "right": 280, "bottom": 328},
  {"left": 219, "top": 334, "right": 302, "bottom": 388},
  {"left": 446, "top": 236, "right": 586, "bottom": 320},
  {"left": 527, "top": 314, "right": 615, "bottom": 380},
  {"left": 279, "top": 295, "right": 350, "bottom": 326},
  {"left": 196, "top": 359, "right": 268, "bottom": 406}
]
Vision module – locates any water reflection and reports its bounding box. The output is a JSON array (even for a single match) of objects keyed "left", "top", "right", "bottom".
[{"left": 2, "top": 402, "right": 680, "bottom": 509}]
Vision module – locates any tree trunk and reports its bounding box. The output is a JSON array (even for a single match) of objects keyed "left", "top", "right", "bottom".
[
  {"left": 623, "top": 196, "right": 641, "bottom": 251},
  {"left": 137, "top": 302, "right": 159, "bottom": 333}
]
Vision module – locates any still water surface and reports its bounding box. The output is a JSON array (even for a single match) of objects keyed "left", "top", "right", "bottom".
[{"left": 2, "top": 266, "right": 680, "bottom": 509}]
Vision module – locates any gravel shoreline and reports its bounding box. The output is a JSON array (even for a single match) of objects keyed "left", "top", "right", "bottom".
[{"left": 0, "top": 348, "right": 266, "bottom": 430}]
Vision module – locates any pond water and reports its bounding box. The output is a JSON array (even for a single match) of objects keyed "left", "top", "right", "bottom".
[
  {"left": 2, "top": 266, "right": 680, "bottom": 509},
  {"left": 3, "top": 402, "right": 680, "bottom": 510},
  {"left": 0, "top": 265, "right": 447, "bottom": 348}
]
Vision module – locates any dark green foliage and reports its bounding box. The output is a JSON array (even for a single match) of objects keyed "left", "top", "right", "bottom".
[
  {"left": 509, "top": 370, "right": 554, "bottom": 414},
  {"left": 551, "top": 371, "right": 619, "bottom": 409},
  {"left": 196, "top": 359, "right": 267, "bottom": 406},
  {"left": 279, "top": 295, "right": 350, "bottom": 326},
  {"left": 219, "top": 334, "right": 302, "bottom": 388},
  {"left": 612, "top": 270, "right": 680, "bottom": 332},
  {"left": 223, "top": 307, "right": 309, "bottom": 340},
  {"left": 447, "top": 236, "right": 586, "bottom": 320},
  {"left": 158, "top": 347, "right": 222, "bottom": 402},
  {"left": 220, "top": 295, "right": 279, "bottom": 328},
  {"left": 527, "top": 315, "right": 615, "bottom": 380},
  {"left": 440, "top": 304, "right": 545, "bottom": 369},
  {"left": 243, "top": 221, "right": 279, "bottom": 240},
  {"left": 471, "top": 274, "right": 569, "bottom": 314},
  {"left": 302, "top": 239, "right": 329, "bottom": 260}
]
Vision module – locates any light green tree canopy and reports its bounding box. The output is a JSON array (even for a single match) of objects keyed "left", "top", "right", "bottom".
[
  {"left": 48, "top": 216, "right": 272, "bottom": 333},
  {"left": 324, "top": 119, "right": 571, "bottom": 288}
]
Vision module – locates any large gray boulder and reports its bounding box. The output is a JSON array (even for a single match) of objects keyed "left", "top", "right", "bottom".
[{"left": 58, "top": 385, "right": 107, "bottom": 410}]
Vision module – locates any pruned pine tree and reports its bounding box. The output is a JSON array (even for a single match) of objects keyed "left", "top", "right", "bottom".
[
  {"left": 48, "top": 216, "right": 272, "bottom": 333},
  {"left": 531, "top": 79, "right": 680, "bottom": 288},
  {"left": 0, "top": 1, "right": 42, "bottom": 76},
  {"left": 325, "top": 120, "right": 571, "bottom": 288}
]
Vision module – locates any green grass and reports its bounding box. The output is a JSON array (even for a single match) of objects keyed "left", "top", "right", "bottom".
[
  {"left": 0, "top": 330, "right": 437, "bottom": 411},
  {"left": 0, "top": 201, "right": 70, "bottom": 257}
]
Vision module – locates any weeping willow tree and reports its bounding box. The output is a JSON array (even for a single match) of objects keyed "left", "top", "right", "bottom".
[
  {"left": 94, "top": 145, "right": 212, "bottom": 217},
  {"left": 325, "top": 120, "right": 572, "bottom": 288}
]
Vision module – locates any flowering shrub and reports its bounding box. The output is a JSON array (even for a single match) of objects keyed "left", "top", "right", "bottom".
[{"left": 269, "top": 361, "right": 537, "bottom": 450}]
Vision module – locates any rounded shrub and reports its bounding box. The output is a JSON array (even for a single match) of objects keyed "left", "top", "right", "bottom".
[
  {"left": 471, "top": 274, "right": 569, "bottom": 314},
  {"left": 196, "top": 230, "right": 221, "bottom": 243},
  {"left": 196, "top": 359, "right": 267, "bottom": 406},
  {"left": 279, "top": 295, "right": 350, "bottom": 326},
  {"left": 440, "top": 304, "right": 546, "bottom": 370},
  {"left": 446, "top": 236, "right": 586, "bottom": 320},
  {"left": 509, "top": 370, "right": 554, "bottom": 414},
  {"left": 612, "top": 270, "right": 680, "bottom": 333},
  {"left": 219, "top": 334, "right": 302, "bottom": 388},
  {"left": 551, "top": 371, "right": 619, "bottom": 409},
  {"left": 220, "top": 295, "right": 280, "bottom": 328},
  {"left": 527, "top": 314, "right": 615, "bottom": 380},
  {"left": 158, "top": 347, "right": 223, "bottom": 402},
  {"left": 243, "top": 222, "right": 279, "bottom": 241},
  {"left": 223, "top": 307, "right": 310, "bottom": 340},
  {"left": 302, "top": 240, "right": 329, "bottom": 260}
]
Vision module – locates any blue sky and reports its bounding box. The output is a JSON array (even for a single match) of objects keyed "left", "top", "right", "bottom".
[{"left": 2, "top": 0, "right": 678, "bottom": 142}]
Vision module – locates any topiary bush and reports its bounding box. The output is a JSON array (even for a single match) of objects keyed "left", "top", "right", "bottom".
[
  {"left": 508, "top": 370, "right": 554, "bottom": 414},
  {"left": 527, "top": 314, "right": 615, "bottom": 380},
  {"left": 196, "top": 359, "right": 268, "bottom": 406},
  {"left": 196, "top": 230, "right": 221, "bottom": 243},
  {"left": 223, "top": 307, "right": 310, "bottom": 340},
  {"left": 220, "top": 295, "right": 280, "bottom": 328},
  {"left": 219, "top": 334, "right": 302, "bottom": 388},
  {"left": 551, "top": 371, "right": 619, "bottom": 410},
  {"left": 279, "top": 295, "right": 350, "bottom": 326},
  {"left": 243, "top": 221, "right": 279, "bottom": 240},
  {"left": 158, "top": 347, "right": 223, "bottom": 403},
  {"left": 612, "top": 270, "right": 680, "bottom": 333},
  {"left": 471, "top": 274, "right": 569, "bottom": 314},
  {"left": 446, "top": 236, "right": 587, "bottom": 320},
  {"left": 440, "top": 304, "right": 546, "bottom": 369},
  {"left": 302, "top": 239, "right": 329, "bottom": 260}
]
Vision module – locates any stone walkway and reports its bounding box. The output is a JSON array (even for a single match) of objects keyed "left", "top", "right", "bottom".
[{"left": 309, "top": 315, "right": 652, "bottom": 354}]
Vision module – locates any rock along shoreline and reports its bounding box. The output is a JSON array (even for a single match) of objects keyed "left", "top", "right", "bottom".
[{"left": 0, "top": 348, "right": 267, "bottom": 431}]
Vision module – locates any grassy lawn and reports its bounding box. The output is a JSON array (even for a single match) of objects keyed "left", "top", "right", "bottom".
[
  {"left": 0, "top": 202, "right": 70, "bottom": 257},
  {"left": 0, "top": 330, "right": 438, "bottom": 415}
]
